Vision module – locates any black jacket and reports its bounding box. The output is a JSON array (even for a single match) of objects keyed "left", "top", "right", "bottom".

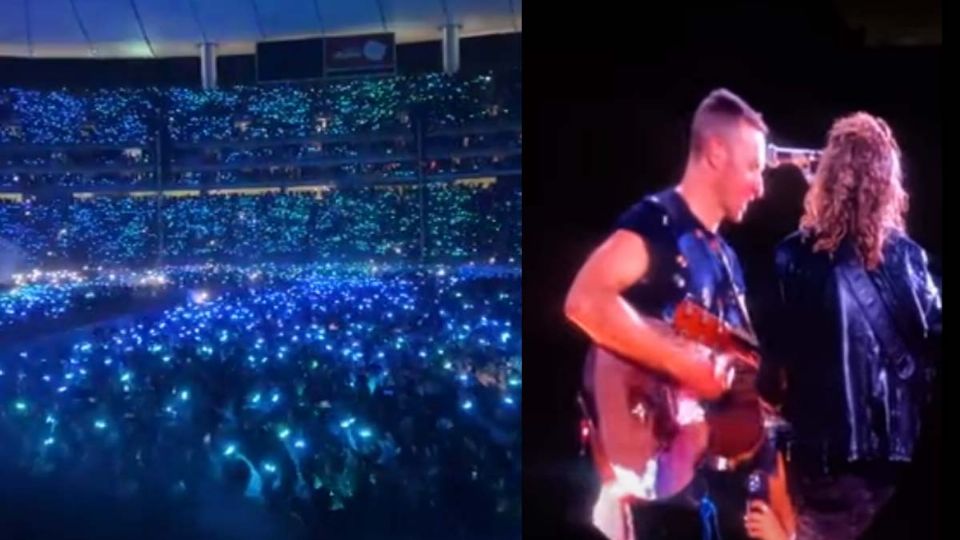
[{"left": 758, "top": 230, "right": 941, "bottom": 464}]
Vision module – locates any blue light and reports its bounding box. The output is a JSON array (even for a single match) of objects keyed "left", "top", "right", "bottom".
[
  {"left": 462, "top": 400, "right": 474, "bottom": 411},
  {"left": 43, "top": 437, "right": 55, "bottom": 446},
  {"left": 358, "top": 428, "right": 372, "bottom": 439},
  {"left": 263, "top": 462, "right": 277, "bottom": 473},
  {"left": 294, "top": 439, "right": 306, "bottom": 449},
  {"left": 278, "top": 428, "right": 290, "bottom": 439},
  {"left": 224, "top": 444, "right": 236, "bottom": 457},
  {"left": 503, "top": 396, "right": 515, "bottom": 405},
  {"left": 180, "top": 390, "right": 190, "bottom": 401},
  {"left": 94, "top": 420, "right": 107, "bottom": 430},
  {"left": 508, "top": 377, "right": 521, "bottom": 387},
  {"left": 14, "top": 401, "right": 27, "bottom": 411},
  {"left": 340, "top": 417, "right": 356, "bottom": 429}
]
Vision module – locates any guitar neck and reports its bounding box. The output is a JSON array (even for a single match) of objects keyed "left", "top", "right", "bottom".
[{"left": 673, "top": 299, "right": 760, "bottom": 356}]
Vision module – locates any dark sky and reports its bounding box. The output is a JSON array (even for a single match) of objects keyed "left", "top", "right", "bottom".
[{"left": 835, "top": 0, "right": 941, "bottom": 45}]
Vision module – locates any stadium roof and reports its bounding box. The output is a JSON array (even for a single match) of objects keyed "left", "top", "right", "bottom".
[{"left": 0, "top": 0, "right": 521, "bottom": 59}]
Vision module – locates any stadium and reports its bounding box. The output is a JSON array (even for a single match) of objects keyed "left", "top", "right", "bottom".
[{"left": 0, "top": 2, "right": 521, "bottom": 539}]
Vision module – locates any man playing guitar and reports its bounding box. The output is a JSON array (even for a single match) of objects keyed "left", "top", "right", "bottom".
[{"left": 565, "top": 89, "right": 792, "bottom": 540}]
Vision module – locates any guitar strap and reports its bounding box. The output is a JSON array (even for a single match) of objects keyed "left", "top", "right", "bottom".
[
  {"left": 715, "top": 243, "right": 758, "bottom": 343},
  {"left": 836, "top": 253, "right": 917, "bottom": 379}
]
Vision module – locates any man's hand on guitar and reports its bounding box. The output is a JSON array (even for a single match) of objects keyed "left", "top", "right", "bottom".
[
  {"left": 713, "top": 352, "right": 738, "bottom": 389},
  {"left": 672, "top": 346, "right": 732, "bottom": 400}
]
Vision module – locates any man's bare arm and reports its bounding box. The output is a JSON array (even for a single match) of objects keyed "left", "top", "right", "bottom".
[{"left": 564, "top": 230, "right": 725, "bottom": 399}]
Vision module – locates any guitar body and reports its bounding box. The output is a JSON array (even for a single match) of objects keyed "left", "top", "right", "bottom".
[
  {"left": 704, "top": 367, "right": 764, "bottom": 459},
  {"left": 585, "top": 298, "right": 765, "bottom": 481},
  {"left": 582, "top": 300, "right": 790, "bottom": 533}
]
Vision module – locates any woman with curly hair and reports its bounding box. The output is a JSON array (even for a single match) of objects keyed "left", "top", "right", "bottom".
[{"left": 751, "top": 112, "right": 941, "bottom": 540}]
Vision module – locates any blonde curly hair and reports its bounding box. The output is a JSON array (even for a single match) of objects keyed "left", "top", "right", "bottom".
[{"left": 800, "top": 112, "right": 908, "bottom": 270}]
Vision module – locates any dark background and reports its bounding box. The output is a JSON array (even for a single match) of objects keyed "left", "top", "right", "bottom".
[{"left": 522, "top": 1, "right": 941, "bottom": 538}]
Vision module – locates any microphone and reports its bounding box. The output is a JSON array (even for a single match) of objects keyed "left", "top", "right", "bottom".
[{"left": 766, "top": 144, "right": 822, "bottom": 182}]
